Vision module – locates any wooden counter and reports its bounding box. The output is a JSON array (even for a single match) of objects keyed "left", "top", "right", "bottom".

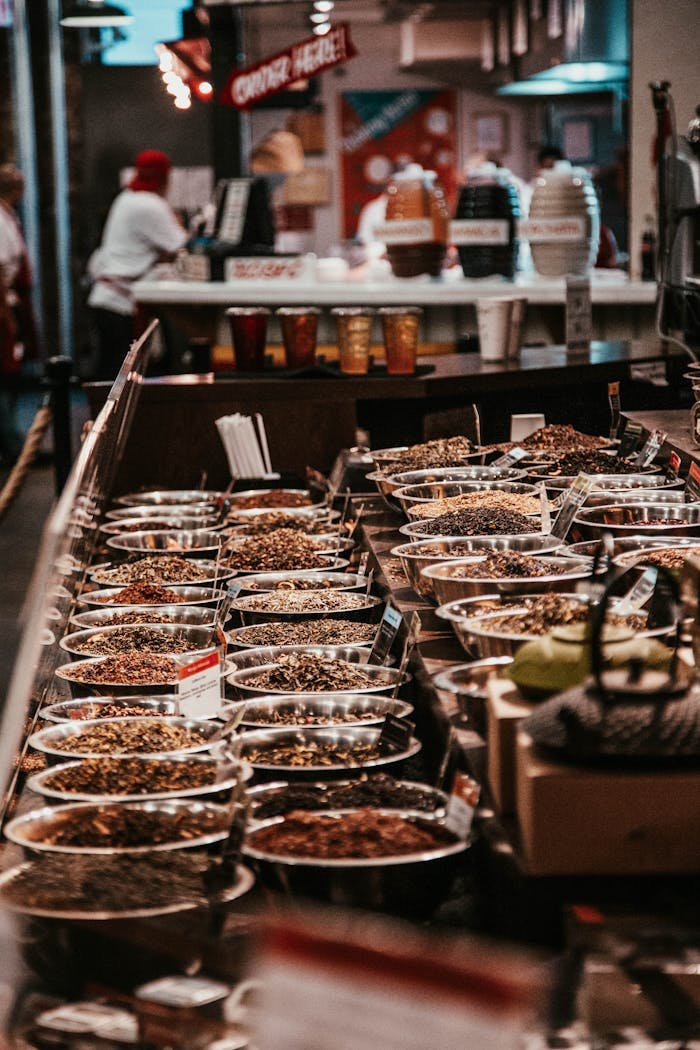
[{"left": 85, "top": 341, "right": 685, "bottom": 492}]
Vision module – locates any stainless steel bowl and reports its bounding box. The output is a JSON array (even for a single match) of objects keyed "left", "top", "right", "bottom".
[
  {"left": 4, "top": 800, "right": 230, "bottom": 855},
  {"left": 227, "top": 644, "right": 378, "bottom": 670},
  {"left": 106, "top": 504, "right": 219, "bottom": 522},
  {"left": 114, "top": 490, "right": 224, "bottom": 507},
  {"left": 432, "top": 658, "right": 513, "bottom": 736},
  {"left": 101, "top": 516, "right": 228, "bottom": 536},
  {"left": 54, "top": 652, "right": 218, "bottom": 697},
  {"left": 391, "top": 535, "right": 563, "bottom": 602},
  {"left": 368, "top": 444, "right": 482, "bottom": 467},
  {"left": 232, "top": 592, "right": 384, "bottom": 625},
  {"left": 40, "top": 696, "right": 180, "bottom": 722},
  {"left": 29, "top": 716, "right": 221, "bottom": 762},
  {"left": 436, "top": 594, "right": 524, "bottom": 656},
  {"left": 76, "top": 586, "right": 228, "bottom": 609},
  {"left": 88, "top": 559, "right": 236, "bottom": 587},
  {"left": 561, "top": 535, "right": 700, "bottom": 560},
  {"left": 228, "top": 658, "right": 408, "bottom": 699},
  {"left": 26, "top": 753, "right": 249, "bottom": 804},
  {"left": 389, "top": 465, "right": 528, "bottom": 488},
  {"left": 573, "top": 503, "right": 700, "bottom": 539},
  {"left": 70, "top": 604, "right": 225, "bottom": 629},
  {"left": 582, "top": 490, "right": 699, "bottom": 509},
  {"left": 247, "top": 777, "right": 448, "bottom": 818},
  {"left": 235, "top": 694, "right": 413, "bottom": 730},
  {"left": 421, "top": 555, "right": 592, "bottom": 605},
  {"left": 399, "top": 513, "right": 547, "bottom": 539},
  {"left": 228, "top": 488, "right": 315, "bottom": 510},
  {"left": 239, "top": 727, "right": 421, "bottom": 780},
  {"left": 544, "top": 470, "right": 673, "bottom": 493},
  {"left": 228, "top": 621, "right": 377, "bottom": 650},
  {"left": 395, "top": 480, "right": 536, "bottom": 518},
  {"left": 59, "top": 623, "right": 218, "bottom": 659},
  {"left": 613, "top": 544, "right": 700, "bottom": 571},
  {"left": 227, "top": 505, "right": 337, "bottom": 525},
  {"left": 243, "top": 807, "right": 465, "bottom": 917},
  {"left": 105, "top": 530, "right": 227, "bottom": 557},
  {"left": 233, "top": 570, "right": 366, "bottom": 594}
]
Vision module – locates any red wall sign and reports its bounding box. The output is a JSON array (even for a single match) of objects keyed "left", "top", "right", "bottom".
[{"left": 221, "top": 24, "right": 357, "bottom": 110}]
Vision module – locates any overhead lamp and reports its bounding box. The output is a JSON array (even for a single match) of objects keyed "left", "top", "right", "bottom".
[
  {"left": 60, "top": 1, "right": 133, "bottom": 28},
  {"left": 310, "top": 11, "right": 329, "bottom": 23},
  {"left": 312, "top": 22, "right": 331, "bottom": 35},
  {"left": 313, "top": 0, "right": 334, "bottom": 10}
]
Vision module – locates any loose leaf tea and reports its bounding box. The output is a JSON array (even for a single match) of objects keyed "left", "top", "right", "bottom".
[
  {"left": 43, "top": 757, "right": 219, "bottom": 796},
  {"left": 377, "top": 436, "right": 476, "bottom": 475},
  {"left": 82, "top": 611, "right": 182, "bottom": 626},
  {"left": 71, "top": 627, "right": 203, "bottom": 657},
  {"left": 247, "top": 809, "right": 457, "bottom": 859},
  {"left": 46, "top": 720, "right": 210, "bottom": 755},
  {"left": 229, "top": 511, "right": 332, "bottom": 534},
  {"left": 252, "top": 775, "right": 442, "bottom": 819},
  {"left": 228, "top": 529, "right": 328, "bottom": 572},
  {"left": 244, "top": 740, "right": 382, "bottom": 768},
  {"left": 234, "top": 620, "right": 376, "bottom": 647},
  {"left": 450, "top": 551, "right": 573, "bottom": 579},
  {"left": 62, "top": 653, "right": 182, "bottom": 685},
  {"left": 242, "top": 653, "right": 389, "bottom": 692},
  {"left": 24, "top": 804, "right": 227, "bottom": 849},
  {"left": 409, "top": 491, "right": 548, "bottom": 519},
  {"left": 237, "top": 590, "right": 371, "bottom": 614},
  {"left": 95, "top": 557, "right": 210, "bottom": 586},
  {"left": 91, "top": 583, "right": 188, "bottom": 605},
  {"left": 411, "top": 508, "right": 538, "bottom": 537},
  {"left": 470, "top": 594, "right": 647, "bottom": 635},
  {"left": 231, "top": 491, "right": 313, "bottom": 509}
]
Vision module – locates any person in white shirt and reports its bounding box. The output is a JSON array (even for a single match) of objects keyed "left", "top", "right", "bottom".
[{"left": 88, "top": 149, "right": 187, "bottom": 380}]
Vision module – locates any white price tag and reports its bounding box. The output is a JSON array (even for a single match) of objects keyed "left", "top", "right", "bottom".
[
  {"left": 449, "top": 219, "right": 510, "bottom": 246},
  {"left": 538, "top": 481, "right": 551, "bottom": 533},
  {"left": 550, "top": 473, "right": 595, "bottom": 539},
  {"left": 445, "top": 772, "right": 480, "bottom": 839},
  {"left": 373, "top": 218, "right": 433, "bottom": 246},
  {"left": 177, "top": 650, "right": 222, "bottom": 719},
  {"left": 518, "top": 216, "right": 586, "bottom": 242}
]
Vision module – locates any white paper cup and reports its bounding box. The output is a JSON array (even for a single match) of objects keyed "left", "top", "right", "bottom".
[
  {"left": 476, "top": 298, "right": 515, "bottom": 362},
  {"left": 510, "top": 413, "right": 546, "bottom": 442}
]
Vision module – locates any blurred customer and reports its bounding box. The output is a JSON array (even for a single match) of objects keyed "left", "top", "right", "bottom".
[
  {"left": 88, "top": 149, "right": 186, "bottom": 380},
  {"left": 0, "top": 163, "right": 39, "bottom": 466}
]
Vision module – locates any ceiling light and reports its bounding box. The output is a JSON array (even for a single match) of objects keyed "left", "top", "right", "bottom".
[
  {"left": 174, "top": 96, "right": 191, "bottom": 110},
  {"left": 310, "top": 11, "right": 329, "bottom": 22},
  {"left": 198, "top": 81, "right": 213, "bottom": 96},
  {"left": 313, "top": 0, "right": 334, "bottom": 10},
  {"left": 312, "top": 22, "right": 331, "bottom": 35},
  {"left": 60, "top": 1, "right": 133, "bottom": 28}
]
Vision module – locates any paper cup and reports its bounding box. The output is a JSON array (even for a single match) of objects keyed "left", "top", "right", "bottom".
[{"left": 476, "top": 298, "right": 514, "bottom": 362}]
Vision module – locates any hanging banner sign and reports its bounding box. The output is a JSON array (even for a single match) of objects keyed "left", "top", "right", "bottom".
[{"left": 221, "top": 24, "right": 357, "bottom": 109}]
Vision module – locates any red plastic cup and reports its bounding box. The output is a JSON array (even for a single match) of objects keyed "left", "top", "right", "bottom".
[
  {"left": 276, "top": 307, "right": 320, "bottom": 370},
  {"left": 226, "top": 307, "right": 270, "bottom": 372}
]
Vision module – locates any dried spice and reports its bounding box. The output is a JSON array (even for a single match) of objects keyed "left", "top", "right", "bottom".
[
  {"left": 70, "top": 627, "right": 204, "bottom": 657},
  {"left": 244, "top": 740, "right": 382, "bottom": 767},
  {"left": 72, "top": 703, "right": 168, "bottom": 720},
  {"left": 247, "top": 577, "right": 340, "bottom": 592},
  {"left": 484, "top": 425, "right": 610, "bottom": 455},
  {"left": 238, "top": 590, "right": 370, "bottom": 613},
  {"left": 548, "top": 450, "right": 637, "bottom": 476},
  {"left": 228, "top": 529, "right": 327, "bottom": 572},
  {"left": 91, "top": 583, "right": 188, "bottom": 605},
  {"left": 43, "top": 757, "right": 219, "bottom": 796},
  {"left": 471, "top": 593, "right": 647, "bottom": 635},
  {"left": 627, "top": 546, "right": 700, "bottom": 569},
  {"left": 83, "top": 611, "right": 181, "bottom": 626},
  {"left": 234, "top": 620, "right": 377, "bottom": 647},
  {"left": 63, "top": 653, "right": 181, "bottom": 685},
  {"left": 633, "top": 516, "right": 686, "bottom": 526},
  {"left": 231, "top": 491, "right": 313, "bottom": 509},
  {"left": 245, "top": 705, "right": 387, "bottom": 727},
  {"left": 24, "top": 804, "right": 227, "bottom": 849},
  {"left": 378, "top": 436, "right": 475, "bottom": 475},
  {"left": 95, "top": 557, "right": 210, "bottom": 586},
  {"left": 243, "top": 653, "right": 387, "bottom": 692},
  {"left": 248, "top": 809, "right": 457, "bottom": 858},
  {"left": 412, "top": 508, "right": 538, "bottom": 537},
  {"left": 252, "top": 775, "right": 442, "bottom": 819},
  {"left": 410, "top": 491, "right": 548, "bottom": 519},
  {"left": 451, "top": 550, "right": 571, "bottom": 579},
  {"left": 229, "top": 511, "right": 332, "bottom": 534},
  {"left": 0, "top": 852, "right": 220, "bottom": 913},
  {"left": 110, "top": 520, "right": 189, "bottom": 533},
  {"left": 46, "top": 720, "right": 210, "bottom": 755}
]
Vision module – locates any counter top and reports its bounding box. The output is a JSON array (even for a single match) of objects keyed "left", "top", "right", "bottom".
[{"left": 134, "top": 272, "right": 657, "bottom": 307}]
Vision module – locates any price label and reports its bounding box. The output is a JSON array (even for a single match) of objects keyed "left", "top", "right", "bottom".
[
  {"left": 550, "top": 473, "right": 595, "bottom": 539},
  {"left": 615, "top": 567, "right": 658, "bottom": 616},
  {"left": 368, "top": 604, "right": 402, "bottom": 665},
  {"left": 448, "top": 219, "right": 510, "bottom": 245},
  {"left": 608, "top": 381, "right": 621, "bottom": 441},
  {"left": 490, "top": 446, "right": 529, "bottom": 468},
  {"left": 633, "top": 428, "right": 666, "bottom": 468},
  {"left": 408, "top": 611, "right": 422, "bottom": 643},
  {"left": 177, "top": 650, "right": 222, "bottom": 719},
  {"left": 538, "top": 481, "right": 551, "bottom": 533},
  {"left": 445, "top": 772, "right": 481, "bottom": 838},
  {"left": 373, "top": 218, "right": 433, "bottom": 245},
  {"left": 358, "top": 550, "right": 370, "bottom": 576},
  {"left": 217, "top": 579, "right": 243, "bottom": 625},
  {"left": 518, "top": 216, "right": 586, "bottom": 242},
  {"left": 685, "top": 461, "right": 700, "bottom": 503},
  {"left": 667, "top": 451, "right": 681, "bottom": 483},
  {"left": 617, "top": 420, "right": 643, "bottom": 460},
  {"left": 377, "top": 714, "right": 415, "bottom": 755},
  {"left": 565, "top": 275, "right": 592, "bottom": 350}
]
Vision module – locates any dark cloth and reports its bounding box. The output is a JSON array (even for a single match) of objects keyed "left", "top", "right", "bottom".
[{"left": 90, "top": 307, "right": 134, "bottom": 381}]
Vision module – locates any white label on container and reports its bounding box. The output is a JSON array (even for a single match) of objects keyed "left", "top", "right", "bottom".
[
  {"left": 449, "top": 219, "right": 510, "bottom": 246},
  {"left": 518, "top": 217, "right": 586, "bottom": 243},
  {"left": 177, "top": 650, "right": 222, "bottom": 719},
  {"left": 373, "top": 219, "right": 434, "bottom": 245},
  {"left": 224, "top": 255, "right": 310, "bottom": 282}
]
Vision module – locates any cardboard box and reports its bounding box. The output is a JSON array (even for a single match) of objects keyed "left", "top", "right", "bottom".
[
  {"left": 516, "top": 731, "right": 700, "bottom": 875},
  {"left": 283, "top": 168, "right": 331, "bottom": 206},
  {"left": 486, "top": 677, "right": 532, "bottom": 815}
]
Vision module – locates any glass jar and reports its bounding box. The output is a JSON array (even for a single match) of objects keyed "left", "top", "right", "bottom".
[{"left": 331, "top": 307, "right": 374, "bottom": 375}]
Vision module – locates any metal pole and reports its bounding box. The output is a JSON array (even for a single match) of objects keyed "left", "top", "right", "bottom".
[
  {"left": 209, "top": 5, "right": 251, "bottom": 179},
  {"left": 8, "top": 0, "right": 43, "bottom": 342},
  {"left": 47, "top": 0, "right": 73, "bottom": 360},
  {"left": 46, "top": 356, "right": 72, "bottom": 494}
]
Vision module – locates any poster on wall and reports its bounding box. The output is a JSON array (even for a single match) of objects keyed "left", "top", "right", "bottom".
[{"left": 339, "top": 89, "right": 457, "bottom": 241}]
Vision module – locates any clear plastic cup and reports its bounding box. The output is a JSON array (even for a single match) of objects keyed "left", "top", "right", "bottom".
[
  {"left": 276, "top": 307, "right": 320, "bottom": 370},
  {"left": 331, "top": 307, "right": 374, "bottom": 375},
  {"left": 378, "top": 307, "right": 422, "bottom": 375},
  {"left": 226, "top": 307, "right": 270, "bottom": 372}
]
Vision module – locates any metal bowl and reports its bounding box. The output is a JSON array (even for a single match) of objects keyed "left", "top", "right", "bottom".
[
  {"left": 70, "top": 604, "right": 226, "bottom": 629},
  {"left": 88, "top": 559, "right": 236, "bottom": 588},
  {"left": 4, "top": 800, "right": 230, "bottom": 855},
  {"left": 227, "top": 644, "right": 379, "bottom": 670},
  {"left": 26, "top": 754, "right": 249, "bottom": 804},
  {"left": 436, "top": 594, "right": 526, "bottom": 656},
  {"left": 368, "top": 444, "right": 481, "bottom": 468},
  {"left": 40, "top": 696, "right": 180, "bottom": 722},
  {"left": 247, "top": 778, "right": 448, "bottom": 818},
  {"left": 573, "top": 503, "right": 700, "bottom": 539},
  {"left": 227, "top": 505, "right": 337, "bottom": 526},
  {"left": 235, "top": 695, "right": 413, "bottom": 730},
  {"left": 390, "top": 465, "right": 528, "bottom": 488},
  {"left": 114, "top": 490, "right": 224, "bottom": 507},
  {"left": 391, "top": 535, "right": 563, "bottom": 602},
  {"left": 399, "top": 513, "right": 547, "bottom": 539},
  {"left": 29, "top": 716, "right": 221, "bottom": 762},
  {"left": 76, "top": 586, "right": 228, "bottom": 609},
  {"left": 421, "top": 555, "right": 592, "bottom": 605},
  {"left": 100, "top": 517, "right": 229, "bottom": 537},
  {"left": 59, "top": 623, "right": 218, "bottom": 659},
  {"left": 105, "top": 503, "right": 220, "bottom": 522},
  {"left": 243, "top": 807, "right": 465, "bottom": 917},
  {"left": 613, "top": 544, "right": 700, "bottom": 571},
  {"left": 54, "top": 653, "right": 218, "bottom": 697},
  {"left": 432, "top": 658, "right": 513, "bottom": 737},
  {"left": 561, "top": 535, "right": 700, "bottom": 560},
  {"left": 232, "top": 591, "right": 384, "bottom": 625},
  {"left": 239, "top": 727, "right": 421, "bottom": 780},
  {"left": 544, "top": 470, "right": 674, "bottom": 493},
  {"left": 228, "top": 621, "right": 377, "bottom": 650},
  {"left": 105, "top": 530, "right": 228, "bottom": 557},
  {"left": 233, "top": 570, "right": 366, "bottom": 594},
  {"left": 582, "top": 490, "right": 699, "bottom": 509},
  {"left": 394, "top": 480, "right": 537, "bottom": 519},
  {"left": 228, "top": 658, "right": 408, "bottom": 699},
  {"left": 226, "top": 550, "right": 350, "bottom": 576},
  {"left": 228, "top": 488, "right": 316, "bottom": 511}
]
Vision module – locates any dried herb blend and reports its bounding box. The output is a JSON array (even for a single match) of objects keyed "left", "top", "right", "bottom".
[
  {"left": 411, "top": 508, "right": 538, "bottom": 537},
  {"left": 242, "top": 653, "right": 387, "bottom": 692}
]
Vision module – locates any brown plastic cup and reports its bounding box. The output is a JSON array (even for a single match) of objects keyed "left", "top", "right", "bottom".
[
  {"left": 378, "top": 307, "right": 422, "bottom": 374},
  {"left": 226, "top": 307, "right": 270, "bottom": 372},
  {"left": 276, "top": 307, "right": 321, "bottom": 370}
]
